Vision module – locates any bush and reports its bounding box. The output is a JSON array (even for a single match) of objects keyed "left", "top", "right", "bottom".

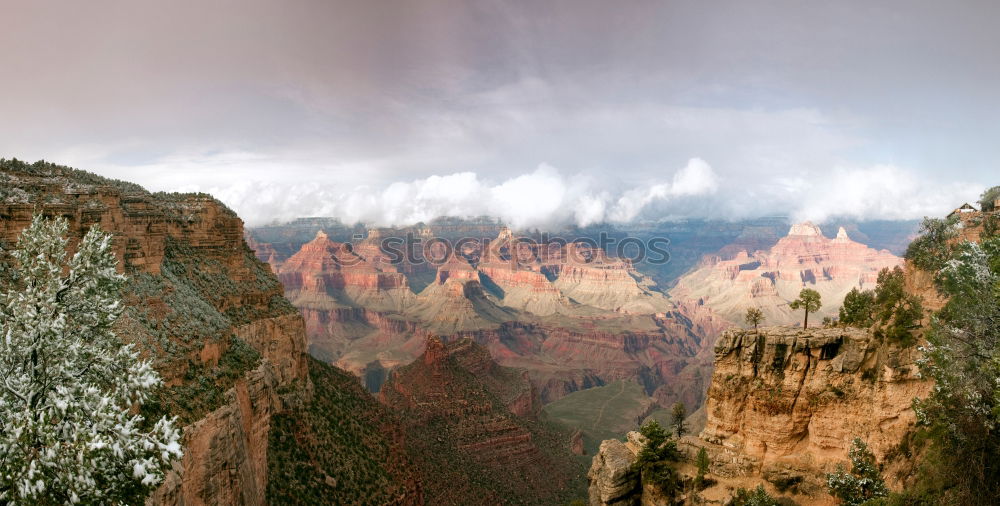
[
  {"left": 729, "top": 485, "right": 780, "bottom": 506},
  {"left": 826, "top": 438, "right": 888, "bottom": 505}
]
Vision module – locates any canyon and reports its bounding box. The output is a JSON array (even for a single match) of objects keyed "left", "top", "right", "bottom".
[
  {"left": 257, "top": 223, "right": 725, "bottom": 411},
  {"left": 0, "top": 160, "right": 585, "bottom": 505},
  {"left": 1, "top": 159, "right": 940, "bottom": 505}
]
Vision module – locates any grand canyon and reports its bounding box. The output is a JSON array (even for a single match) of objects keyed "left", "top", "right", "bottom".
[{"left": 4, "top": 3, "right": 1000, "bottom": 505}]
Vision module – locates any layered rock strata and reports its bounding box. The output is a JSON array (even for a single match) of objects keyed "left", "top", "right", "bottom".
[{"left": 671, "top": 222, "right": 902, "bottom": 326}]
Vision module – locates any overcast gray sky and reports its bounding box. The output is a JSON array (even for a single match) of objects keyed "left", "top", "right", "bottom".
[{"left": 2, "top": 0, "right": 996, "bottom": 226}]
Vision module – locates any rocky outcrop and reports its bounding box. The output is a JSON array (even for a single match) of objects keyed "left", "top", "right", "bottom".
[
  {"left": 1, "top": 160, "right": 309, "bottom": 505},
  {"left": 670, "top": 222, "right": 902, "bottom": 326},
  {"left": 700, "top": 326, "right": 931, "bottom": 493},
  {"left": 587, "top": 431, "right": 677, "bottom": 506},
  {"left": 151, "top": 363, "right": 283, "bottom": 506},
  {"left": 588, "top": 438, "right": 640, "bottom": 506}
]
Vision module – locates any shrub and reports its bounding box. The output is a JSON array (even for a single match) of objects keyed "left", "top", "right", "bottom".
[
  {"left": 826, "top": 438, "right": 888, "bottom": 506},
  {"left": 729, "top": 485, "right": 780, "bottom": 506}
]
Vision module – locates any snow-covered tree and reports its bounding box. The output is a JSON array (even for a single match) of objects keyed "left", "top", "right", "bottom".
[
  {"left": 0, "top": 215, "right": 182, "bottom": 504},
  {"left": 826, "top": 438, "right": 888, "bottom": 505}
]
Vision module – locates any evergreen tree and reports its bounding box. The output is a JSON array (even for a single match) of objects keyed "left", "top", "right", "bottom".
[
  {"left": 871, "top": 266, "right": 923, "bottom": 343},
  {"left": 0, "top": 216, "right": 182, "bottom": 504},
  {"left": 695, "top": 447, "right": 710, "bottom": 483},
  {"left": 789, "top": 288, "right": 821, "bottom": 329},
  {"left": 670, "top": 402, "right": 688, "bottom": 438},
  {"left": 838, "top": 287, "right": 875, "bottom": 327},
  {"left": 826, "top": 438, "right": 888, "bottom": 506},
  {"left": 744, "top": 307, "right": 765, "bottom": 333},
  {"left": 632, "top": 420, "right": 682, "bottom": 498}
]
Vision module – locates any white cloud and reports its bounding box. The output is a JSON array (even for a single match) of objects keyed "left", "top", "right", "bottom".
[
  {"left": 71, "top": 150, "right": 980, "bottom": 228},
  {"left": 789, "top": 164, "right": 983, "bottom": 223},
  {"left": 184, "top": 159, "right": 722, "bottom": 227}
]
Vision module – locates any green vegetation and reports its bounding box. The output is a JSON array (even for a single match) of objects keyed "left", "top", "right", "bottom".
[
  {"left": 839, "top": 287, "right": 876, "bottom": 326},
  {"left": 695, "top": 447, "right": 710, "bottom": 488},
  {"left": 837, "top": 267, "right": 923, "bottom": 345},
  {"left": 140, "top": 336, "right": 262, "bottom": 424},
  {"left": 728, "top": 485, "right": 781, "bottom": 506},
  {"left": 789, "top": 288, "right": 821, "bottom": 329},
  {"left": 744, "top": 307, "right": 765, "bottom": 333},
  {"left": 632, "top": 420, "right": 683, "bottom": 498},
  {"left": 826, "top": 438, "right": 888, "bottom": 506},
  {"left": 267, "top": 357, "right": 420, "bottom": 505},
  {"left": 904, "top": 216, "right": 958, "bottom": 272},
  {"left": 907, "top": 236, "right": 1000, "bottom": 503},
  {"left": 979, "top": 185, "right": 1000, "bottom": 212},
  {"left": 670, "top": 402, "right": 688, "bottom": 438},
  {"left": 125, "top": 237, "right": 292, "bottom": 423},
  {"left": 0, "top": 157, "right": 146, "bottom": 194},
  {"left": 871, "top": 266, "right": 923, "bottom": 344}
]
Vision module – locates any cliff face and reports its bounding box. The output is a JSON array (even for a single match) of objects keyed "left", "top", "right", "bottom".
[
  {"left": 700, "top": 326, "right": 930, "bottom": 495},
  {"left": 1, "top": 161, "right": 309, "bottom": 505},
  {"left": 670, "top": 222, "right": 902, "bottom": 327}
]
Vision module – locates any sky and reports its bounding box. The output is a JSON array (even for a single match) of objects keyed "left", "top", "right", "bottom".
[{"left": 1, "top": 0, "right": 996, "bottom": 227}]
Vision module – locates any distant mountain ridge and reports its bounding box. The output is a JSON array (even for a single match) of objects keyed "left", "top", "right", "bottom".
[{"left": 669, "top": 221, "right": 903, "bottom": 327}]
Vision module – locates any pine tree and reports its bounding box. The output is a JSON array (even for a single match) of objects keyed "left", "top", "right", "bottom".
[
  {"left": 670, "top": 402, "right": 688, "bottom": 438},
  {"left": 695, "top": 447, "right": 710, "bottom": 484},
  {"left": 0, "top": 215, "right": 182, "bottom": 504},
  {"left": 744, "top": 307, "right": 765, "bottom": 333},
  {"left": 789, "top": 288, "right": 822, "bottom": 329}
]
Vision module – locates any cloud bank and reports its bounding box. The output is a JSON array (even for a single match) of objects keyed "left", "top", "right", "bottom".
[{"left": 184, "top": 158, "right": 980, "bottom": 228}]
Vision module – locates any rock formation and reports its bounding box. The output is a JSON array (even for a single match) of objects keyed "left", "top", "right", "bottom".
[
  {"left": 0, "top": 160, "right": 307, "bottom": 505},
  {"left": 698, "top": 326, "right": 930, "bottom": 496},
  {"left": 587, "top": 437, "right": 640, "bottom": 505},
  {"left": 380, "top": 337, "right": 585, "bottom": 504},
  {"left": 272, "top": 225, "right": 716, "bottom": 407},
  {"left": 670, "top": 222, "right": 902, "bottom": 326}
]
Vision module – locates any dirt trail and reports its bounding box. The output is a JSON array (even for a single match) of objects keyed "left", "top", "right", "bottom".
[{"left": 592, "top": 381, "right": 626, "bottom": 430}]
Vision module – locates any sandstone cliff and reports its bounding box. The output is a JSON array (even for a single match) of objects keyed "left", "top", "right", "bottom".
[
  {"left": 0, "top": 160, "right": 313, "bottom": 505},
  {"left": 699, "top": 327, "right": 929, "bottom": 495}
]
